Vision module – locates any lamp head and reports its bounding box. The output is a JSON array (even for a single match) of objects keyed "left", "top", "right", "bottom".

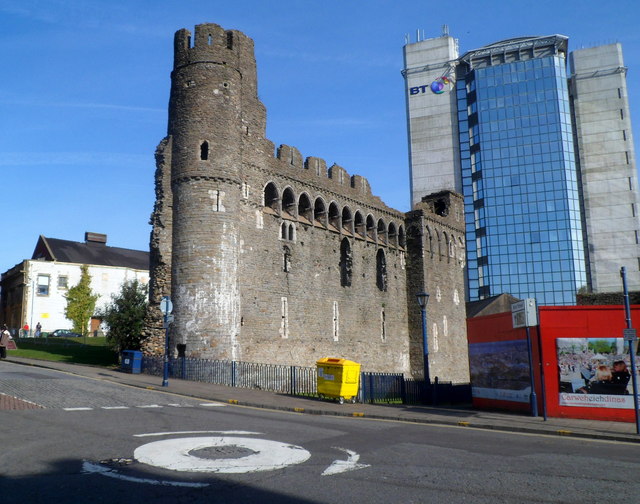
[{"left": 416, "top": 291, "right": 430, "bottom": 308}]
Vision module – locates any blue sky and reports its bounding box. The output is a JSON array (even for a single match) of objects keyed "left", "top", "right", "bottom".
[{"left": 1, "top": 0, "right": 640, "bottom": 274}]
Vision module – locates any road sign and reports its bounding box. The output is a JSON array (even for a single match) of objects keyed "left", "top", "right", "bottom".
[
  {"left": 511, "top": 298, "right": 538, "bottom": 328},
  {"left": 624, "top": 328, "right": 637, "bottom": 342},
  {"left": 162, "top": 314, "right": 174, "bottom": 329},
  {"left": 160, "top": 296, "right": 173, "bottom": 315}
]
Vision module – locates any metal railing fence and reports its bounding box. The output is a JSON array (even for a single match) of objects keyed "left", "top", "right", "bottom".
[{"left": 140, "top": 355, "right": 471, "bottom": 406}]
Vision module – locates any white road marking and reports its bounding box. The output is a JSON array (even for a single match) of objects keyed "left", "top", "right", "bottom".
[
  {"left": 82, "top": 461, "right": 208, "bottom": 488},
  {"left": 134, "top": 436, "right": 311, "bottom": 473},
  {"left": 199, "top": 402, "right": 226, "bottom": 407},
  {"left": 137, "top": 404, "right": 162, "bottom": 408},
  {"left": 102, "top": 406, "right": 130, "bottom": 410},
  {"left": 64, "top": 407, "right": 93, "bottom": 411},
  {"left": 134, "top": 430, "right": 261, "bottom": 438},
  {"left": 322, "top": 447, "right": 370, "bottom": 476}
]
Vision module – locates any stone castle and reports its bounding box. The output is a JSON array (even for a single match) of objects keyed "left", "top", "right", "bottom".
[{"left": 142, "top": 23, "right": 470, "bottom": 383}]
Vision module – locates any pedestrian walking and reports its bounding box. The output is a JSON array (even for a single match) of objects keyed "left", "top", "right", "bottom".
[{"left": 0, "top": 324, "right": 12, "bottom": 359}]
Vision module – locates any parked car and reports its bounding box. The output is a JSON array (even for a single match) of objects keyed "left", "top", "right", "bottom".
[{"left": 49, "top": 329, "right": 82, "bottom": 338}]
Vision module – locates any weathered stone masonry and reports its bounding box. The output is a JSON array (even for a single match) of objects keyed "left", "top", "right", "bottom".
[{"left": 143, "top": 23, "right": 470, "bottom": 382}]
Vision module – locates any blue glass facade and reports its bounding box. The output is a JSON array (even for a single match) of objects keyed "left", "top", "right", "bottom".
[{"left": 457, "top": 55, "right": 587, "bottom": 305}]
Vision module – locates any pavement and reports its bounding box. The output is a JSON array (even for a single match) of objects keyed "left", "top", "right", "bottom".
[{"left": 4, "top": 356, "right": 640, "bottom": 444}]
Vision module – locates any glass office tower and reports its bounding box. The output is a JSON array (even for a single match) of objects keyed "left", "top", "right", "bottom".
[
  {"left": 404, "top": 33, "right": 640, "bottom": 305},
  {"left": 456, "top": 36, "right": 587, "bottom": 305}
]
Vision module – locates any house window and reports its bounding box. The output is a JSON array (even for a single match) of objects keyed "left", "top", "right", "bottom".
[
  {"left": 37, "top": 274, "right": 50, "bottom": 296},
  {"left": 58, "top": 276, "right": 68, "bottom": 289}
]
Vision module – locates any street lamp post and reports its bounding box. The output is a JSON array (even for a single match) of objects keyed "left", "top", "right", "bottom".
[{"left": 416, "top": 292, "right": 430, "bottom": 384}]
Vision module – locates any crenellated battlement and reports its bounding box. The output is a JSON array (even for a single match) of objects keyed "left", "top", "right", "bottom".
[
  {"left": 173, "top": 23, "right": 255, "bottom": 73},
  {"left": 275, "top": 144, "right": 373, "bottom": 197}
]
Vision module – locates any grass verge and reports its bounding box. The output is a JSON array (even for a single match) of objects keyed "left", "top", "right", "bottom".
[{"left": 8, "top": 337, "right": 118, "bottom": 367}]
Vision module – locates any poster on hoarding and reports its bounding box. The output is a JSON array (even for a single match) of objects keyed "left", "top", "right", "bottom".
[
  {"left": 469, "top": 340, "right": 531, "bottom": 403},
  {"left": 557, "top": 338, "right": 639, "bottom": 409}
]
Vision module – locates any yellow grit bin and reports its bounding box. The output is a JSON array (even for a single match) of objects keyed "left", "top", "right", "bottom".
[{"left": 316, "top": 357, "right": 361, "bottom": 404}]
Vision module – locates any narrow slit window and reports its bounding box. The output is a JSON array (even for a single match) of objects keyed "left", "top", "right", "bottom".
[
  {"left": 200, "top": 141, "right": 209, "bottom": 160},
  {"left": 283, "top": 246, "right": 291, "bottom": 272},
  {"left": 280, "top": 297, "right": 289, "bottom": 339}
]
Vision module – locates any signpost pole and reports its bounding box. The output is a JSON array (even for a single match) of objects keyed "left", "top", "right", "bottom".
[
  {"left": 160, "top": 296, "right": 173, "bottom": 388},
  {"left": 620, "top": 267, "right": 640, "bottom": 435},
  {"left": 525, "top": 325, "right": 538, "bottom": 417},
  {"left": 512, "top": 299, "right": 539, "bottom": 418}
]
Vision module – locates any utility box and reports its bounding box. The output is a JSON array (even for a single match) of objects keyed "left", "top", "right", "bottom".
[
  {"left": 121, "top": 350, "right": 142, "bottom": 374},
  {"left": 316, "top": 357, "right": 361, "bottom": 404}
]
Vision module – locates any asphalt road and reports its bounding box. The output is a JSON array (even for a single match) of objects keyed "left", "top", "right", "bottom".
[{"left": 1, "top": 362, "right": 639, "bottom": 504}]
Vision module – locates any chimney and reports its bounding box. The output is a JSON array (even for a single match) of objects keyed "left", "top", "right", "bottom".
[{"left": 85, "top": 232, "right": 107, "bottom": 245}]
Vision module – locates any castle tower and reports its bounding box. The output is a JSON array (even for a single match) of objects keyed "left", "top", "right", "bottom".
[{"left": 168, "top": 24, "right": 264, "bottom": 359}]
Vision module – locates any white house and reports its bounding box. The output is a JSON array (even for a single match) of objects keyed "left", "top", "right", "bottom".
[{"left": 0, "top": 232, "right": 149, "bottom": 336}]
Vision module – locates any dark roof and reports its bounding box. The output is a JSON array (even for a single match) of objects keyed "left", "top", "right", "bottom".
[
  {"left": 31, "top": 235, "right": 149, "bottom": 271},
  {"left": 466, "top": 293, "right": 521, "bottom": 319}
]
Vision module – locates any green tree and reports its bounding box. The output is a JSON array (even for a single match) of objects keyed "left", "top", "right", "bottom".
[
  {"left": 100, "top": 279, "right": 149, "bottom": 353},
  {"left": 588, "top": 339, "right": 616, "bottom": 354},
  {"left": 64, "top": 265, "right": 98, "bottom": 337}
]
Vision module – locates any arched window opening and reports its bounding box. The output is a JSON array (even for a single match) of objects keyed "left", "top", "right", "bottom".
[
  {"left": 283, "top": 246, "right": 291, "bottom": 272},
  {"left": 314, "top": 198, "right": 327, "bottom": 227},
  {"left": 341, "top": 207, "right": 353, "bottom": 235},
  {"left": 436, "top": 230, "right": 443, "bottom": 261},
  {"left": 297, "top": 193, "right": 312, "bottom": 224},
  {"left": 354, "top": 211, "right": 365, "bottom": 238},
  {"left": 448, "top": 236, "right": 455, "bottom": 262},
  {"left": 458, "top": 237, "right": 466, "bottom": 267},
  {"left": 340, "top": 238, "right": 353, "bottom": 287},
  {"left": 282, "top": 187, "right": 296, "bottom": 218},
  {"left": 377, "top": 219, "right": 387, "bottom": 245},
  {"left": 200, "top": 141, "right": 209, "bottom": 160},
  {"left": 264, "top": 182, "right": 279, "bottom": 213},
  {"left": 281, "top": 222, "right": 295, "bottom": 242},
  {"left": 366, "top": 215, "right": 376, "bottom": 241},
  {"left": 398, "top": 225, "right": 406, "bottom": 249},
  {"left": 376, "top": 249, "right": 387, "bottom": 292},
  {"left": 388, "top": 223, "right": 397, "bottom": 247},
  {"left": 328, "top": 202, "right": 340, "bottom": 231},
  {"left": 442, "top": 232, "right": 449, "bottom": 262}
]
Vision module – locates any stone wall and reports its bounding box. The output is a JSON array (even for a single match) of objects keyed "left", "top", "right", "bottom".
[{"left": 143, "top": 23, "right": 470, "bottom": 381}]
